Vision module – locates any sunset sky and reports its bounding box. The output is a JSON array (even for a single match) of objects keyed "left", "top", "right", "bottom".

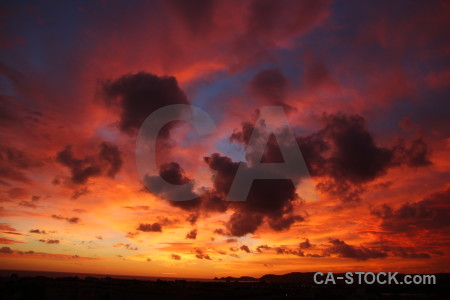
[{"left": 1, "top": 0, "right": 449, "bottom": 279}]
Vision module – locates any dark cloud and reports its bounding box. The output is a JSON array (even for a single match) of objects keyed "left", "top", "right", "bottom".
[
  {"left": 268, "top": 214, "right": 303, "bottom": 231},
  {"left": 123, "top": 244, "right": 138, "bottom": 251},
  {"left": 203, "top": 154, "right": 239, "bottom": 196},
  {"left": 324, "top": 239, "right": 387, "bottom": 261},
  {"left": 256, "top": 245, "right": 271, "bottom": 253},
  {"left": 156, "top": 216, "right": 179, "bottom": 226},
  {"left": 149, "top": 147, "right": 300, "bottom": 237},
  {"left": 231, "top": 112, "right": 432, "bottom": 203},
  {"left": 229, "top": 121, "right": 255, "bottom": 146},
  {"left": 38, "top": 239, "right": 60, "bottom": 244},
  {"left": 126, "top": 232, "right": 139, "bottom": 239},
  {"left": 0, "top": 246, "right": 13, "bottom": 254},
  {"left": 56, "top": 142, "right": 122, "bottom": 185},
  {"left": 371, "top": 188, "right": 450, "bottom": 233},
  {"left": 51, "top": 215, "right": 80, "bottom": 224},
  {"left": 67, "top": 217, "right": 80, "bottom": 224},
  {"left": 114, "top": 242, "right": 129, "bottom": 249},
  {"left": 148, "top": 161, "right": 230, "bottom": 214},
  {"left": 307, "top": 114, "right": 394, "bottom": 183},
  {"left": 391, "top": 138, "right": 432, "bottom": 167},
  {"left": 306, "top": 253, "right": 325, "bottom": 258},
  {"left": 213, "top": 228, "right": 226, "bottom": 235},
  {"left": 99, "top": 143, "right": 123, "bottom": 177},
  {"left": 159, "top": 162, "right": 191, "bottom": 185},
  {"left": 204, "top": 153, "right": 302, "bottom": 236},
  {"left": 29, "top": 229, "right": 47, "bottom": 234},
  {"left": 185, "top": 228, "right": 197, "bottom": 240},
  {"left": 316, "top": 180, "right": 366, "bottom": 203},
  {"left": 137, "top": 223, "right": 162, "bottom": 232},
  {"left": 144, "top": 162, "right": 201, "bottom": 211},
  {"left": 194, "top": 248, "right": 211, "bottom": 260},
  {"left": 239, "top": 245, "right": 251, "bottom": 253},
  {"left": 171, "top": 254, "right": 181, "bottom": 260},
  {"left": 56, "top": 145, "right": 101, "bottom": 185},
  {"left": 200, "top": 190, "right": 229, "bottom": 213},
  {"left": 388, "top": 246, "right": 430, "bottom": 259},
  {"left": 226, "top": 212, "right": 263, "bottom": 237},
  {"left": 101, "top": 72, "right": 189, "bottom": 134},
  {"left": 275, "top": 247, "right": 304, "bottom": 256},
  {"left": 186, "top": 213, "right": 199, "bottom": 225},
  {"left": 367, "top": 240, "right": 432, "bottom": 259},
  {"left": 299, "top": 238, "right": 312, "bottom": 249},
  {"left": 302, "top": 114, "right": 432, "bottom": 201}
]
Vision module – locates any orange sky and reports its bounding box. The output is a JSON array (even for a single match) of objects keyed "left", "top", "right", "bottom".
[{"left": 1, "top": 0, "right": 450, "bottom": 278}]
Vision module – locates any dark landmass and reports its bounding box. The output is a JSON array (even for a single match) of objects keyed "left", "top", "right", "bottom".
[
  {"left": 213, "top": 275, "right": 258, "bottom": 282},
  {"left": 1, "top": 271, "right": 449, "bottom": 299}
]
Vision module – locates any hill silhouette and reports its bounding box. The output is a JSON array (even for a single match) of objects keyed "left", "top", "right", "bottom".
[{"left": 1, "top": 271, "right": 449, "bottom": 299}]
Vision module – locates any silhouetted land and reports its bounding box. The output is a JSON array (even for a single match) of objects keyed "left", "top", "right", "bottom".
[{"left": 1, "top": 270, "right": 449, "bottom": 299}]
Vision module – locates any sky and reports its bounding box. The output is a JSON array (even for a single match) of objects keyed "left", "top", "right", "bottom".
[{"left": 0, "top": 0, "right": 449, "bottom": 279}]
